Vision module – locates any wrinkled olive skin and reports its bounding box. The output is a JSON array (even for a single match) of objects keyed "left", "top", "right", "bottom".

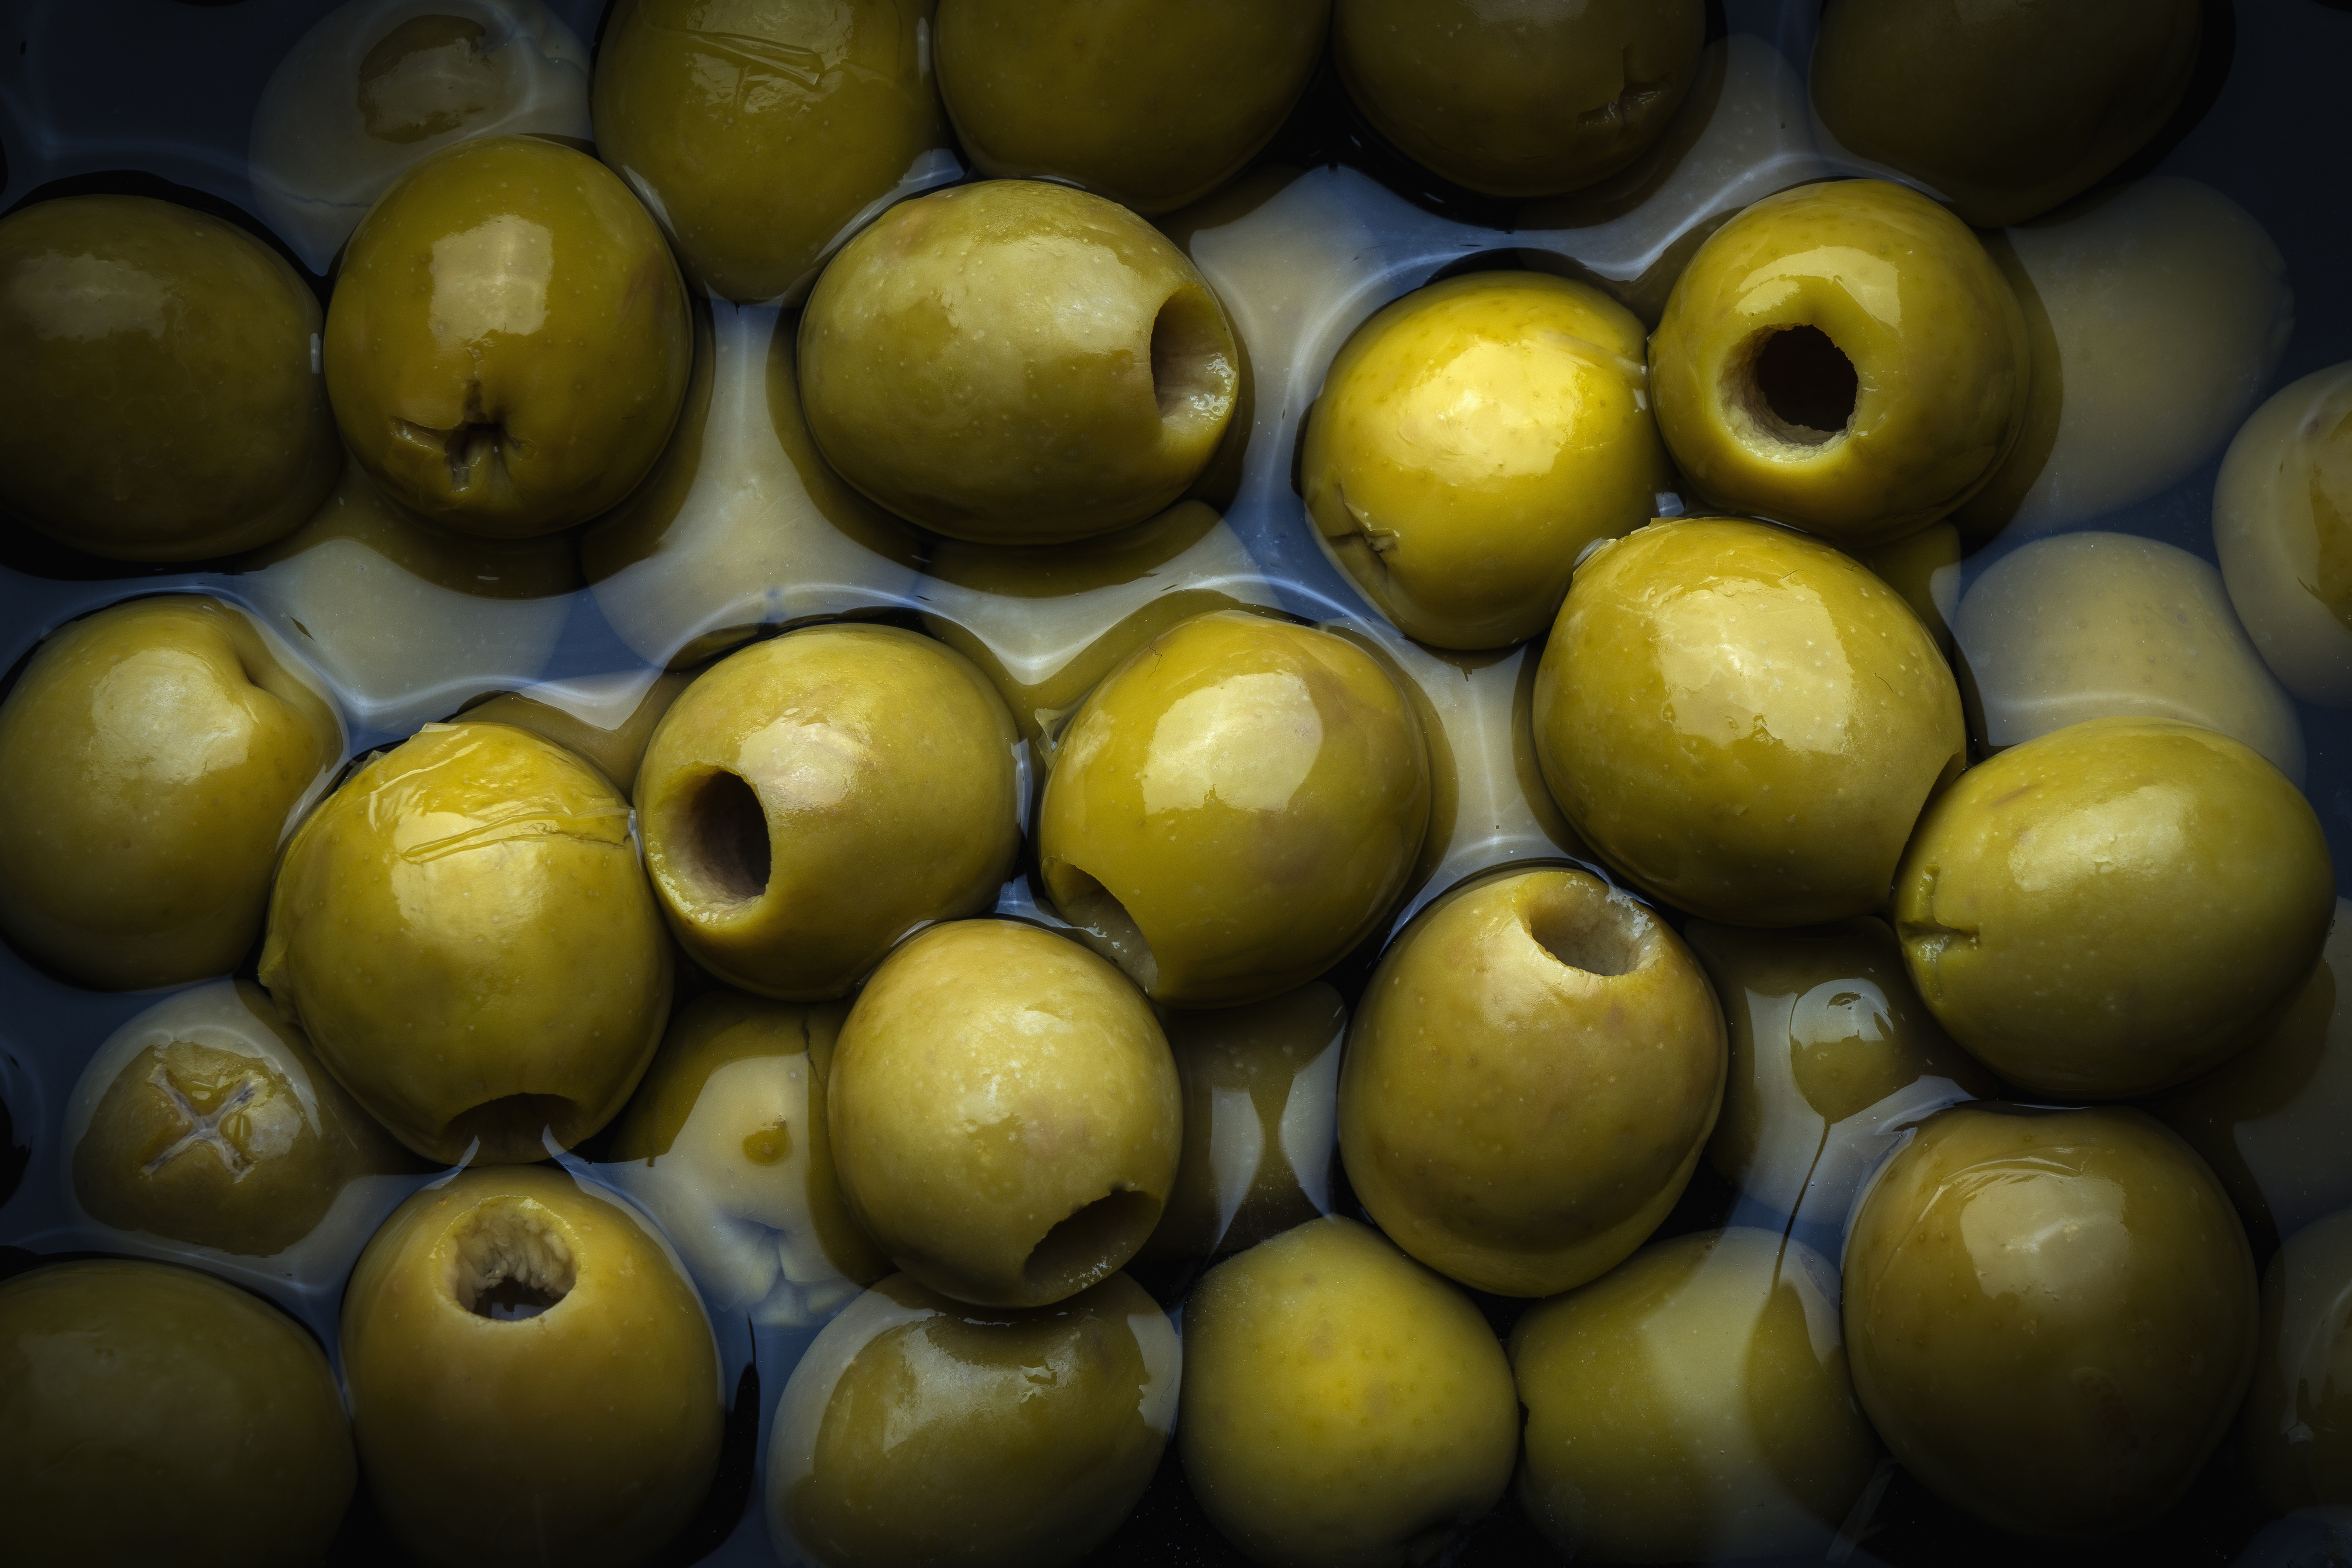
[
  {"left": 828, "top": 920, "right": 1181, "bottom": 1308},
  {"left": 463, "top": 669, "right": 693, "bottom": 794},
  {"left": 1334, "top": 0, "right": 1705, "bottom": 199},
  {"left": 2243, "top": 1208, "right": 2352, "bottom": 1512},
  {"left": 325, "top": 134, "right": 691, "bottom": 536},
  {"left": 936, "top": 0, "right": 1327, "bottom": 215},
  {"left": 2216, "top": 361, "right": 2352, "bottom": 706},
  {"left": 1895, "top": 717, "right": 2333, "bottom": 1099},
  {"left": 1039, "top": 610, "right": 1431, "bottom": 1007},
  {"left": 798, "top": 179, "right": 1240, "bottom": 544},
  {"left": 343, "top": 1165, "right": 722, "bottom": 1568},
  {"left": 1301, "top": 272, "right": 1672, "bottom": 649},
  {"left": 1843, "top": 1105, "right": 2257, "bottom": 1539},
  {"left": 1341, "top": 868, "right": 1725, "bottom": 1297},
  {"left": 1512, "top": 1228, "right": 1879, "bottom": 1563},
  {"left": 259, "top": 721, "right": 673, "bottom": 1164},
  {"left": 1534, "top": 518, "right": 1965, "bottom": 926},
  {"left": 1649, "top": 180, "right": 2030, "bottom": 545},
  {"left": 594, "top": 0, "right": 950, "bottom": 303},
  {"left": 0, "top": 195, "right": 338, "bottom": 561},
  {"left": 1811, "top": 0, "right": 2201, "bottom": 229},
  {"left": 1180, "top": 1216, "right": 1519, "bottom": 1568},
  {"left": 0, "top": 1259, "right": 355, "bottom": 1568},
  {"left": 768, "top": 1272, "right": 1177, "bottom": 1568},
  {"left": 0, "top": 595, "right": 342, "bottom": 991}
]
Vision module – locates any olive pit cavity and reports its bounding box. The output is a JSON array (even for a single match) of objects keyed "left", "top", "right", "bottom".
[
  {"left": 448, "top": 1199, "right": 577, "bottom": 1322},
  {"left": 1527, "top": 894, "right": 1645, "bottom": 978},
  {"left": 680, "top": 769, "right": 771, "bottom": 904},
  {"left": 1024, "top": 1188, "right": 1159, "bottom": 1299},
  {"left": 1733, "top": 325, "right": 1859, "bottom": 447},
  {"left": 1149, "top": 291, "right": 1233, "bottom": 424}
]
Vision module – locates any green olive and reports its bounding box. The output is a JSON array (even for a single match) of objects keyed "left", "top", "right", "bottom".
[
  {"left": 1895, "top": 717, "right": 2333, "bottom": 1099},
  {"left": 0, "top": 195, "right": 338, "bottom": 561},
  {"left": 461, "top": 669, "right": 693, "bottom": 794},
  {"left": 1843, "top": 1105, "right": 2256, "bottom": 1539},
  {"left": 0, "top": 594, "right": 342, "bottom": 991},
  {"left": 1512, "top": 1227, "right": 1879, "bottom": 1562},
  {"left": 2242, "top": 1207, "right": 2352, "bottom": 1512},
  {"left": 2216, "top": 360, "right": 2352, "bottom": 706},
  {"left": 1648, "top": 179, "right": 2030, "bottom": 544},
  {"left": 1038, "top": 609, "right": 1431, "bottom": 1007},
  {"left": 636, "top": 624, "right": 1020, "bottom": 1001},
  {"left": 936, "top": 0, "right": 1327, "bottom": 215},
  {"left": 0, "top": 1259, "right": 354, "bottom": 1568},
  {"left": 1534, "top": 517, "right": 1965, "bottom": 925},
  {"left": 1179, "top": 1215, "right": 1519, "bottom": 1567},
  {"left": 1854, "top": 519, "right": 1959, "bottom": 656},
  {"left": 259, "top": 720, "right": 673, "bottom": 1164},
  {"left": 1300, "top": 271, "right": 1672, "bottom": 649},
  {"left": 828, "top": 920, "right": 1180, "bottom": 1308},
  {"left": 342, "top": 1164, "right": 722, "bottom": 1567},
  {"left": 1341, "top": 867, "right": 1725, "bottom": 1297},
  {"left": 324, "top": 133, "right": 691, "bottom": 536},
  {"left": 1334, "top": 0, "right": 1706, "bottom": 199},
  {"left": 797, "top": 179, "right": 1240, "bottom": 544},
  {"left": 768, "top": 1271, "right": 1177, "bottom": 1567},
  {"left": 594, "top": 0, "right": 951, "bottom": 303}
]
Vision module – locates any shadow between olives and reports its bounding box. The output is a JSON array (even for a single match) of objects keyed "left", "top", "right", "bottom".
[
  {"left": 1025, "top": 1189, "right": 1161, "bottom": 1299},
  {"left": 443, "top": 1092, "right": 582, "bottom": 1164}
]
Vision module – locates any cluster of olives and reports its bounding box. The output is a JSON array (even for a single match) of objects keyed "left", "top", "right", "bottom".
[{"left": 4, "top": 0, "right": 2352, "bottom": 1564}]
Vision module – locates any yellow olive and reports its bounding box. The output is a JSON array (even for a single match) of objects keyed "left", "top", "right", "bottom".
[
  {"left": 1300, "top": 271, "right": 1672, "bottom": 649},
  {"left": 2243, "top": 1207, "right": 2352, "bottom": 1512},
  {"left": 1648, "top": 179, "right": 2030, "bottom": 545},
  {"left": 2216, "top": 360, "right": 2352, "bottom": 706},
  {"left": 1534, "top": 517, "right": 1965, "bottom": 925},
  {"left": 342, "top": 1164, "right": 722, "bottom": 1567},
  {"left": 797, "top": 179, "right": 1240, "bottom": 544},
  {"left": 828, "top": 920, "right": 1180, "bottom": 1308},
  {"left": 1342, "top": 867, "right": 1725, "bottom": 1296},
  {"left": 0, "top": 195, "right": 339, "bottom": 561},
  {"left": 603, "top": 989, "right": 891, "bottom": 1326},
  {"left": 636, "top": 624, "right": 1020, "bottom": 1001},
  {"left": 1843, "top": 1105, "right": 2257, "bottom": 1539},
  {"left": 1334, "top": 0, "right": 1706, "bottom": 199},
  {"left": 0, "top": 594, "right": 342, "bottom": 991},
  {"left": 936, "top": 0, "right": 1327, "bottom": 216},
  {"left": 767, "top": 1271, "right": 1177, "bottom": 1568},
  {"left": 1854, "top": 519, "right": 1959, "bottom": 656},
  {"left": 1895, "top": 717, "right": 2333, "bottom": 1099},
  {"left": 593, "top": 0, "right": 953, "bottom": 303},
  {"left": 324, "top": 133, "right": 691, "bottom": 536},
  {"left": 1038, "top": 609, "right": 1431, "bottom": 1007},
  {"left": 0, "top": 1259, "right": 355, "bottom": 1568},
  {"left": 1179, "top": 1215, "right": 1519, "bottom": 1567},
  {"left": 460, "top": 669, "right": 693, "bottom": 794},
  {"left": 1512, "top": 1228, "right": 1879, "bottom": 1562},
  {"left": 259, "top": 720, "right": 673, "bottom": 1164}
]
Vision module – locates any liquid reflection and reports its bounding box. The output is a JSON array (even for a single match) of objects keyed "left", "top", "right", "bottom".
[{"left": 2242, "top": 1206, "right": 2352, "bottom": 1512}]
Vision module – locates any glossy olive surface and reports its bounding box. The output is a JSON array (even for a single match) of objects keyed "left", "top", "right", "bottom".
[
  {"left": 768, "top": 1271, "right": 1177, "bottom": 1568},
  {"left": 0, "top": 594, "right": 342, "bottom": 991},
  {"left": 1301, "top": 271, "right": 1671, "bottom": 649},
  {"left": 1649, "top": 179, "right": 2030, "bottom": 544},
  {"left": 1844, "top": 1105, "right": 2257, "bottom": 1539},
  {"left": 2244, "top": 1206, "right": 2352, "bottom": 1512},
  {"left": 0, "top": 1259, "right": 355, "bottom": 1568},
  {"left": 324, "top": 133, "right": 691, "bottom": 536},
  {"left": 1895, "top": 717, "right": 2333, "bottom": 1098},
  {"left": 259, "top": 721, "right": 673, "bottom": 1164},
  {"left": 1341, "top": 867, "right": 1726, "bottom": 1297},
  {"left": 0, "top": 194, "right": 339, "bottom": 561},
  {"left": 1534, "top": 517, "right": 1965, "bottom": 925},
  {"left": 2216, "top": 360, "right": 2352, "bottom": 706}
]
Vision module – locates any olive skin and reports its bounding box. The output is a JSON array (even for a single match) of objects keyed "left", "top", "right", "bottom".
[
  {"left": 1533, "top": 517, "right": 1965, "bottom": 927},
  {"left": 324, "top": 133, "right": 691, "bottom": 537},
  {"left": 767, "top": 1272, "right": 1177, "bottom": 1568},
  {"left": 593, "top": 0, "right": 951, "bottom": 303},
  {"left": 636, "top": 624, "right": 1020, "bottom": 1001},
  {"left": 2243, "top": 1207, "right": 2352, "bottom": 1512},
  {"left": 342, "top": 1165, "right": 723, "bottom": 1568},
  {"left": 1843, "top": 1105, "right": 2256, "bottom": 1539},
  {"left": 827, "top": 920, "right": 1181, "bottom": 1308},
  {"left": 797, "top": 179, "right": 1240, "bottom": 544},
  {"left": 1334, "top": 0, "right": 1706, "bottom": 199},
  {"left": 1179, "top": 1215, "right": 1519, "bottom": 1568},
  {"left": 2216, "top": 361, "right": 2352, "bottom": 706},
  {"left": 936, "top": 0, "right": 1328, "bottom": 216},
  {"left": 0, "top": 595, "right": 342, "bottom": 991},
  {"left": 0, "top": 1259, "right": 355, "bottom": 1568},
  {"left": 1301, "top": 272, "right": 1672, "bottom": 650},
  {"left": 1649, "top": 179, "right": 2030, "bottom": 546},
  {"left": 0, "top": 195, "right": 338, "bottom": 561},
  {"left": 1894, "top": 717, "right": 2333, "bottom": 1099},
  {"left": 1341, "top": 868, "right": 1726, "bottom": 1298},
  {"left": 259, "top": 721, "right": 674, "bottom": 1165}
]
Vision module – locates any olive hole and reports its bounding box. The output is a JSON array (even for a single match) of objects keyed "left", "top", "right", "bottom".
[
  {"left": 444, "top": 1092, "right": 580, "bottom": 1163},
  {"left": 680, "top": 770, "right": 771, "bottom": 904},
  {"left": 447, "top": 1198, "right": 577, "bottom": 1321},
  {"left": 1733, "top": 325, "right": 1858, "bottom": 447},
  {"left": 1054, "top": 869, "right": 1160, "bottom": 995},
  {"left": 1024, "top": 1188, "right": 1160, "bottom": 1299},
  {"left": 1526, "top": 891, "right": 1646, "bottom": 978},
  {"left": 1149, "top": 290, "right": 1235, "bottom": 424}
]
